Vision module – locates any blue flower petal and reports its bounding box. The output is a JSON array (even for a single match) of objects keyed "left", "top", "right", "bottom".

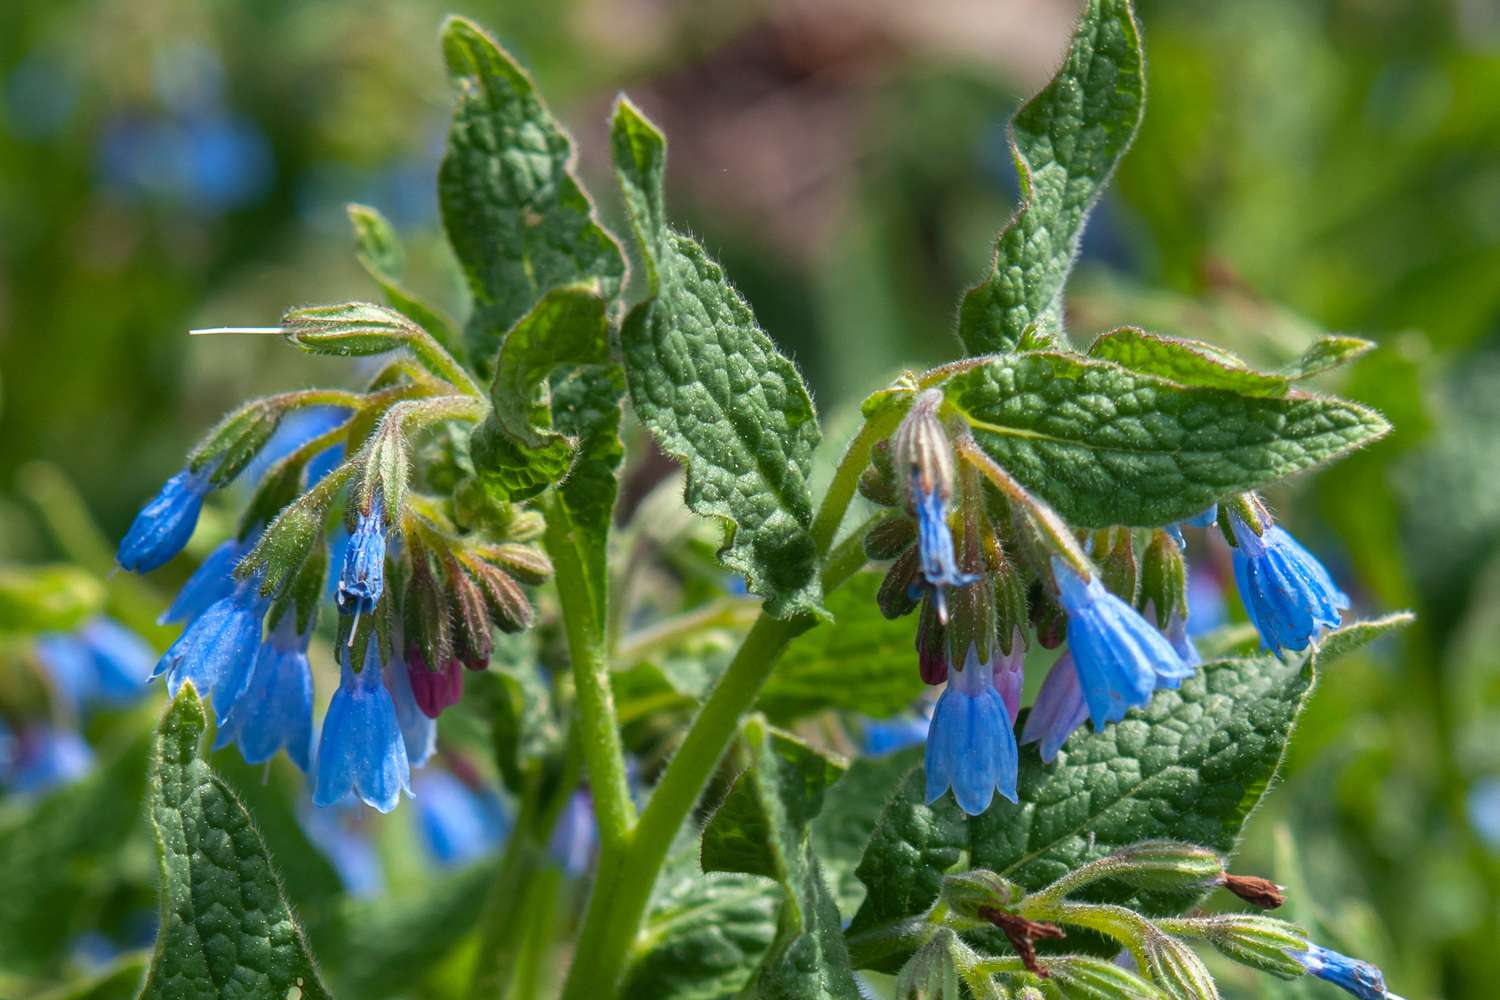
[
  {"left": 214, "top": 614, "right": 314, "bottom": 772},
  {"left": 337, "top": 498, "right": 388, "bottom": 615},
  {"left": 155, "top": 584, "right": 267, "bottom": 722},
  {"left": 160, "top": 537, "right": 247, "bottom": 626},
  {"left": 314, "top": 641, "right": 411, "bottom": 813},
  {"left": 1287, "top": 944, "right": 1388, "bottom": 1000},
  {"left": 1021, "top": 652, "right": 1089, "bottom": 763},
  {"left": 1231, "top": 517, "right": 1347, "bottom": 655},
  {"left": 118, "top": 467, "right": 213, "bottom": 573},
  {"left": 924, "top": 647, "right": 1018, "bottom": 815}
]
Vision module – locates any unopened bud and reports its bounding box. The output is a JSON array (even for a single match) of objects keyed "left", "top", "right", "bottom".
[
  {"left": 479, "top": 543, "right": 553, "bottom": 586},
  {"left": 878, "top": 550, "right": 922, "bottom": 620},
  {"left": 858, "top": 440, "right": 901, "bottom": 508},
  {"left": 282, "top": 301, "right": 421, "bottom": 357},
  {"left": 1044, "top": 954, "right": 1162, "bottom": 1000},
  {"left": 1142, "top": 931, "right": 1221, "bottom": 1000},
  {"left": 865, "top": 515, "right": 917, "bottom": 561},
  {"left": 893, "top": 930, "right": 959, "bottom": 1000},
  {"left": 470, "top": 558, "right": 535, "bottom": 634},
  {"left": 1095, "top": 527, "right": 1138, "bottom": 605},
  {"left": 403, "top": 553, "right": 453, "bottom": 672},
  {"left": 892, "top": 389, "right": 956, "bottom": 505},
  {"left": 447, "top": 561, "right": 494, "bottom": 670},
  {"left": 1108, "top": 841, "right": 1226, "bottom": 893},
  {"left": 189, "top": 399, "right": 285, "bottom": 487},
  {"left": 237, "top": 492, "right": 326, "bottom": 598},
  {"left": 915, "top": 596, "right": 948, "bottom": 685},
  {"left": 1140, "top": 529, "right": 1188, "bottom": 630},
  {"left": 1176, "top": 914, "right": 1307, "bottom": 979},
  {"left": 1032, "top": 585, "right": 1066, "bottom": 649},
  {"left": 1219, "top": 873, "right": 1285, "bottom": 910},
  {"left": 992, "top": 555, "right": 1029, "bottom": 656},
  {"left": 940, "top": 869, "right": 1018, "bottom": 920}
]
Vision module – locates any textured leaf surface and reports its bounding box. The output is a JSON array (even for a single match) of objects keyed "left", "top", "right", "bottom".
[
  {"left": 612, "top": 98, "right": 824, "bottom": 620},
  {"left": 958, "top": 0, "right": 1144, "bottom": 355},
  {"left": 620, "top": 831, "right": 780, "bottom": 1000},
  {"left": 549, "top": 360, "right": 625, "bottom": 626},
  {"left": 1087, "top": 328, "right": 1290, "bottom": 396},
  {"left": 702, "top": 718, "right": 860, "bottom": 998},
  {"left": 845, "top": 623, "right": 1402, "bottom": 968},
  {"left": 439, "top": 17, "right": 624, "bottom": 366},
  {"left": 810, "top": 746, "right": 924, "bottom": 916},
  {"left": 139, "top": 687, "right": 331, "bottom": 1000},
  {"left": 758, "top": 573, "right": 924, "bottom": 723},
  {"left": 347, "top": 202, "right": 461, "bottom": 356},
  {"left": 470, "top": 285, "right": 610, "bottom": 502},
  {"left": 945, "top": 352, "right": 1389, "bottom": 527}
]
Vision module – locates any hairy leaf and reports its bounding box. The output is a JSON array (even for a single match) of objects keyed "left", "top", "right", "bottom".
[
  {"left": 958, "top": 0, "right": 1144, "bottom": 355},
  {"left": 702, "top": 718, "right": 859, "bottom": 998},
  {"left": 620, "top": 830, "right": 780, "bottom": 1000},
  {"left": 758, "top": 572, "right": 925, "bottom": 723},
  {"left": 1277, "top": 335, "right": 1374, "bottom": 380},
  {"left": 945, "top": 351, "right": 1389, "bottom": 527},
  {"left": 550, "top": 363, "right": 626, "bottom": 626},
  {"left": 438, "top": 16, "right": 625, "bottom": 366},
  {"left": 811, "top": 746, "right": 925, "bottom": 916},
  {"left": 470, "top": 285, "right": 610, "bottom": 502},
  {"left": 846, "top": 621, "right": 1390, "bottom": 970},
  {"left": 347, "top": 202, "right": 462, "bottom": 357},
  {"left": 611, "top": 97, "right": 825, "bottom": 620},
  {"left": 138, "top": 687, "right": 331, "bottom": 1000},
  {"left": 1087, "top": 328, "right": 1290, "bottom": 397}
]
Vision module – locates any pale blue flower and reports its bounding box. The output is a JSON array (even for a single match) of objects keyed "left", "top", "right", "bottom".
[
  {"left": 1230, "top": 512, "right": 1348, "bottom": 654},
  {"left": 925, "top": 645, "right": 1017, "bottom": 815}
]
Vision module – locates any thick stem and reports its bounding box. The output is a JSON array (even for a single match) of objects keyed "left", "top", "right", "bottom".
[
  {"left": 544, "top": 495, "right": 635, "bottom": 850},
  {"left": 558, "top": 417, "right": 888, "bottom": 1000}
]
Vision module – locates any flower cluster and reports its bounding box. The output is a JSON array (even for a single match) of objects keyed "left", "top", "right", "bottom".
[
  {"left": 117, "top": 353, "right": 548, "bottom": 813},
  {"left": 865, "top": 391, "right": 1350, "bottom": 816}
]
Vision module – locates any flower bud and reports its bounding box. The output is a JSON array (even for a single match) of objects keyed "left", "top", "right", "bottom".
[
  {"left": 1032, "top": 585, "right": 1067, "bottom": 649},
  {"left": 282, "top": 302, "right": 422, "bottom": 357},
  {"left": 1218, "top": 873, "right": 1285, "bottom": 910},
  {"left": 865, "top": 515, "right": 917, "bottom": 561},
  {"left": 448, "top": 561, "right": 494, "bottom": 670},
  {"left": 189, "top": 399, "right": 284, "bottom": 488},
  {"left": 892, "top": 389, "right": 956, "bottom": 506},
  {"left": 1107, "top": 841, "right": 1226, "bottom": 893},
  {"left": 940, "top": 869, "right": 1018, "bottom": 920},
  {"left": 893, "top": 931, "right": 959, "bottom": 1000},
  {"left": 1044, "top": 955, "right": 1163, "bottom": 1000},
  {"left": 858, "top": 440, "right": 901, "bottom": 508},
  {"left": 470, "top": 558, "right": 535, "bottom": 634},
  {"left": 403, "top": 552, "right": 453, "bottom": 675},
  {"left": 238, "top": 491, "right": 327, "bottom": 599},
  {"left": 878, "top": 549, "right": 922, "bottom": 620},
  {"left": 1140, "top": 529, "right": 1188, "bottom": 630},
  {"left": 1143, "top": 931, "right": 1221, "bottom": 1000},
  {"left": 1185, "top": 914, "right": 1307, "bottom": 979},
  {"left": 915, "top": 596, "right": 947, "bottom": 685},
  {"left": 478, "top": 543, "right": 553, "bottom": 586},
  {"left": 992, "top": 553, "right": 1029, "bottom": 656}
]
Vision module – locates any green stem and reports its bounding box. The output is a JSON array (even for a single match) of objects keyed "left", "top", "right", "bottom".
[
  {"left": 612, "top": 597, "right": 759, "bottom": 662},
  {"left": 404, "top": 328, "right": 486, "bottom": 399},
  {"left": 544, "top": 495, "right": 635, "bottom": 851},
  {"left": 467, "top": 772, "right": 544, "bottom": 1000},
  {"left": 558, "top": 416, "right": 888, "bottom": 1000}
]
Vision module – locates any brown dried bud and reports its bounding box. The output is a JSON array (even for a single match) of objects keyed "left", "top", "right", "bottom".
[
  {"left": 1220, "top": 873, "right": 1286, "bottom": 910},
  {"left": 978, "top": 908, "right": 1065, "bottom": 977}
]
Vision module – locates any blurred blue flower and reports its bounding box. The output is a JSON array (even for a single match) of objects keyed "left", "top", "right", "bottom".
[
  {"left": 1230, "top": 510, "right": 1349, "bottom": 654},
  {"left": 3, "top": 725, "right": 93, "bottom": 795},
  {"left": 152, "top": 580, "right": 269, "bottom": 723},
  {"left": 38, "top": 617, "right": 154, "bottom": 713},
  {"left": 413, "top": 770, "right": 509, "bottom": 868},
  {"left": 118, "top": 466, "right": 214, "bottom": 573},
  {"left": 314, "top": 638, "right": 411, "bottom": 813},
  {"left": 925, "top": 644, "right": 1017, "bottom": 816},
  {"left": 863, "top": 708, "right": 931, "bottom": 756},
  {"left": 550, "top": 791, "right": 598, "bottom": 876},
  {"left": 1467, "top": 777, "right": 1500, "bottom": 849},
  {"left": 1186, "top": 566, "right": 1227, "bottom": 637},
  {"left": 298, "top": 799, "right": 384, "bottom": 898},
  {"left": 214, "top": 612, "right": 315, "bottom": 772},
  {"left": 1054, "top": 557, "right": 1191, "bottom": 728},
  {"left": 238, "top": 406, "right": 351, "bottom": 487}
]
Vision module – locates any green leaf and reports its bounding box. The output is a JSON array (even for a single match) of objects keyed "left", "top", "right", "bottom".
[
  {"left": 438, "top": 16, "right": 626, "bottom": 367},
  {"left": 467, "top": 655, "right": 560, "bottom": 796},
  {"left": 611, "top": 98, "right": 825, "bottom": 620},
  {"left": 347, "top": 203, "right": 462, "bottom": 358},
  {"left": 702, "top": 718, "right": 860, "bottom": 998},
  {"left": 0, "top": 728, "right": 149, "bottom": 976},
  {"left": 757, "top": 572, "right": 925, "bottom": 723},
  {"left": 1277, "top": 335, "right": 1375, "bottom": 380},
  {"left": 470, "top": 285, "right": 611, "bottom": 503},
  {"left": 944, "top": 351, "right": 1389, "bottom": 527},
  {"left": 0, "top": 563, "right": 103, "bottom": 634},
  {"left": 550, "top": 362, "right": 626, "bottom": 626},
  {"left": 845, "top": 621, "right": 1404, "bottom": 970},
  {"left": 1311, "top": 610, "right": 1413, "bottom": 665},
  {"left": 811, "top": 745, "right": 925, "bottom": 916},
  {"left": 1087, "top": 328, "right": 1290, "bottom": 397},
  {"left": 138, "top": 687, "right": 331, "bottom": 1000},
  {"left": 31, "top": 953, "right": 148, "bottom": 1000},
  {"left": 958, "top": 0, "right": 1144, "bottom": 355},
  {"left": 620, "top": 830, "right": 780, "bottom": 1000}
]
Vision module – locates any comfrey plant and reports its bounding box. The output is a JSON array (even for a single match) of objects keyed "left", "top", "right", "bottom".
[{"left": 116, "top": 3, "right": 1412, "bottom": 998}]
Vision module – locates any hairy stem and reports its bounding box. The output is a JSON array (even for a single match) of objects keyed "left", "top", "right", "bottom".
[{"left": 558, "top": 415, "right": 889, "bottom": 1000}]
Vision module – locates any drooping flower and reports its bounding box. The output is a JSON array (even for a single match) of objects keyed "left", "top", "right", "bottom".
[
  {"left": 314, "top": 638, "right": 411, "bottom": 812},
  {"left": 925, "top": 644, "right": 1018, "bottom": 815},
  {"left": 159, "top": 536, "right": 248, "bottom": 626},
  {"left": 1021, "top": 652, "right": 1089, "bottom": 763},
  {"left": 77, "top": 618, "right": 154, "bottom": 703},
  {"left": 383, "top": 649, "right": 436, "bottom": 768},
  {"left": 894, "top": 389, "right": 976, "bottom": 621},
  {"left": 413, "top": 770, "right": 509, "bottom": 868},
  {"left": 213, "top": 611, "right": 315, "bottom": 772},
  {"left": 337, "top": 495, "right": 387, "bottom": 615},
  {"left": 1053, "top": 557, "right": 1192, "bottom": 729},
  {"left": 1287, "top": 943, "right": 1393, "bottom": 1000},
  {"left": 117, "top": 466, "right": 215, "bottom": 573},
  {"left": 151, "top": 580, "right": 269, "bottom": 723},
  {"left": 1230, "top": 508, "right": 1349, "bottom": 654}
]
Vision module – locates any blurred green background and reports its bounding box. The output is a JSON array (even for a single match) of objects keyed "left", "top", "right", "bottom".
[{"left": 1, "top": 0, "right": 1498, "bottom": 996}]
